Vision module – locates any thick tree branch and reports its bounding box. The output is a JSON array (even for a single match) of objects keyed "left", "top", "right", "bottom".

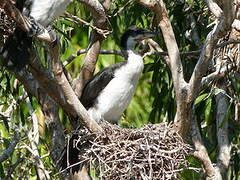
[
  {"left": 49, "top": 34, "right": 102, "bottom": 132},
  {"left": 191, "top": 112, "right": 218, "bottom": 179},
  {"left": 215, "top": 80, "right": 231, "bottom": 178},
  {"left": 137, "top": 0, "right": 191, "bottom": 138},
  {"left": 204, "top": 0, "right": 222, "bottom": 18},
  {"left": 142, "top": 0, "right": 187, "bottom": 96},
  {"left": 189, "top": 0, "right": 235, "bottom": 102},
  {"left": 73, "top": 0, "right": 110, "bottom": 98}
]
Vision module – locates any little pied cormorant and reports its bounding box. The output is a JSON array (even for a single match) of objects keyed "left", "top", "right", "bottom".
[
  {"left": 1, "top": 0, "right": 72, "bottom": 69},
  {"left": 80, "top": 26, "right": 156, "bottom": 124}
]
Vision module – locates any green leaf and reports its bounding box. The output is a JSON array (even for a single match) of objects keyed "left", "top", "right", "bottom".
[
  {"left": 205, "top": 97, "right": 212, "bottom": 125},
  {"left": 194, "top": 93, "right": 208, "bottom": 105},
  {"left": 0, "top": 163, "right": 5, "bottom": 178}
]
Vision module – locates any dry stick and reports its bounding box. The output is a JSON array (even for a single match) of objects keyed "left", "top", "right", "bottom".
[
  {"left": 73, "top": 0, "right": 109, "bottom": 98},
  {"left": 64, "top": 12, "right": 111, "bottom": 38},
  {"left": 49, "top": 34, "right": 102, "bottom": 133}
]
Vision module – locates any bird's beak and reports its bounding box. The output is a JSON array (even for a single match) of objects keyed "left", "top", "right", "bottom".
[
  {"left": 144, "top": 30, "right": 158, "bottom": 38},
  {"left": 136, "top": 30, "right": 158, "bottom": 41}
]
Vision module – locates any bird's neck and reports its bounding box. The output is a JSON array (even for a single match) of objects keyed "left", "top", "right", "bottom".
[{"left": 125, "top": 49, "right": 143, "bottom": 64}]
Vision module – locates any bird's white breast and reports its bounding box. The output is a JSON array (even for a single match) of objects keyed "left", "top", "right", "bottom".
[
  {"left": 30, "top": 0, "right": 72, "bottom": 27},
  {"left": 88, "top": 51, "right": 144, "bottom": 123}
]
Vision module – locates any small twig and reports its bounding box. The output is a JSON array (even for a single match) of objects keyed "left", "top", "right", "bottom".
[
  {"left": 64, "top": 40, "right": 240, "bottom": 66},
  {"left": 201, "top": 63, "right": 236, "bottom": 87},
  {"left": 58, "top": 158, "right": 89, "bottom": 174},
  {"left": 0, "top": 131, "right": 20, "bottom": 162},
  {"left": 111, "top": 0, "right": 134, "bottom": 17},
  {"left": 64, "top": 12, "right": 112, "bottom": 38}
]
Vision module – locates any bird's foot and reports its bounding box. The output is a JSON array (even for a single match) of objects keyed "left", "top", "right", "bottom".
[
  {"left": 47, "top": 28, "right": 59, "bottom": 47},
  {"left": 26, "top": 17, "right": 52, "bottom": 42}
]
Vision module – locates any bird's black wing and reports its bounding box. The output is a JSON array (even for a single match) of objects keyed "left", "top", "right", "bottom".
[
  {"left": 1, "top": 28, "right": 32, "bottom": 70},
  {"left": 80, "top": 61, "right": 127, "bottom": 109},
  {"left": 0, "top": 0, "right": 32, "bottom": 70}
]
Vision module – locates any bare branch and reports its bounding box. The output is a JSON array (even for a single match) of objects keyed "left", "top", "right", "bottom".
[
  {"left": 191, "top": 111, "right": 217, "bottom": 179},
  {"left": 73, "top": 0, "right": 110, "bottom": 98},
  {"left": 49, "top": 33, "right": 102, "bottom": 132},
  {"left": 204, "top": 0, "right": 223, "bottom": 18},
  {"left": 215, "top": 81, "right": 231, "bottom": 178},
  {"left": 189, "top": 0, "right": 236, "bottom": 101},
  {"left": 63, "top": 50, "right": 123, "bottom": 66},
  {"left": 189, "top": 18, "right": 233, "bottom": 102},
  {"left": 63, "top": 39, "right": 240, "bottom": 66},
  {"left": 235, "top": 102, "right": 240, "bottom": 121},
  {"left": 64, "top": 12, "right": 112, "bottom": 38},
  {"left": 201, "top": 63, "right": 237, "bottom": 87}
]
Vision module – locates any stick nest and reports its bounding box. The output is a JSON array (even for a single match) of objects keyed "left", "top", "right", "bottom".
[
  {"left": 0, "top": 8, "right": 15, "bottom": 45},
  {"left": 63, "top": 122, "right": 192, "bottom": 179}
]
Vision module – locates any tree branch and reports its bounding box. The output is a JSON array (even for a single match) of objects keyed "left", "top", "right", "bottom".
[
  {"left": 204, "top": 0, "right": 222, "bottom": 18},
  {"left": 201, "top": 63, "right": 237, "bottom": 87},
  {"left": 0, "top": 0, "right": 51, "bottom": 42},
  {"left": 189, "top": 0, "right": 235, "bottom": 102},
  {"left": 73, "top": 0, "right": 110, "bottom": 98},
  {"left": 191, "top": 110, "right": 218, "bottom": 179},
  {"left": 215, "top": 80, "right": 231, "bottom": 179},
  {"left": 49, "top": 32, "right": 102, "bottom": 132}
]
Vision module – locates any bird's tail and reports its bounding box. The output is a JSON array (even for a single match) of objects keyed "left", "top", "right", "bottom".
[{"left": 0, "top": 28, "right": 32, "bottom": 70}]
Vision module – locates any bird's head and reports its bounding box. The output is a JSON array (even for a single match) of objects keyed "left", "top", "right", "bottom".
[{"left": 120, "top": 26, "right": 157, "bottom": 50}]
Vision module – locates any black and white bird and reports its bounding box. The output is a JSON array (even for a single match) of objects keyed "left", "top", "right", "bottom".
[
  {"left": 1, "top": 0, "right": 72, "bottom": 69},
  {"left": 80, "top": 26, "right": 156, "bottom": 124}
]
